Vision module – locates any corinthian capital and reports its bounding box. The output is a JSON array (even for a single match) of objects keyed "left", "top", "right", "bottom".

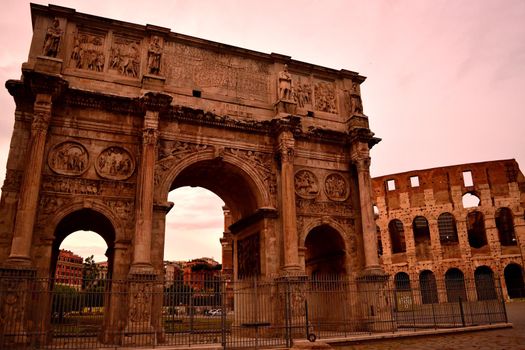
[
  {"left": 31, "top": 111, "right": 51, "bottom": 134},
  {"left": 354, "top": 156, "right": 371, "bottom": 172},
  {"left": 142, "top": 128, "right": 158, "bottom": 145}
]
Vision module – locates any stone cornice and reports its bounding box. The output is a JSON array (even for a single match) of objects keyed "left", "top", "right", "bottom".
[
  {"left": 60, "top": 89, "right": 143, "bottom": 115},
  {"left": 349, "top": 128, "right": 381, "bottom": 149},
  {"left": 169, "top": 106, "right": 273, "bottom": 134}
]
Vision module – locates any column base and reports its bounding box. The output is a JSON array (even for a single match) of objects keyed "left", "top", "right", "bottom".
[
  {"left": 3, "top": 255, "right": 33, "bottom": 269},
  {"left": 280, "top": 264, "right": 304, "bottom": 275},
  {"left": 358, "top": 265, "right": 386, "bottom": 278},
  {"left": 129, "top": 263, "right": 155, "bottom": 276}
]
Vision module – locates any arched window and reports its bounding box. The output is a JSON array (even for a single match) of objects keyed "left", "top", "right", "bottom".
[
  {"left": 475, "top": 266, "right": 497, "bottom": 300},
  {"left": 438, "top": 213, "right": 458, "bottom": 244},
  {"left": 413, "top": 216, "right": 431, "bottom": 259},
  {"left": 445, "top": 268, "right": 467, "bottom": 302},
  {"left": 496, "top": 208, "right": 516, "bottom": 246},
  {"left": 394, "top": 272, "right": 412, "bottom": 311},
  {"left": 504, "top": 264, "right": 525, "bottom": 299},
  {"left": 419, "top": 270, "right": 438, "bottom": 304},
  {"left": 394, "top": 272, "right": 411, "bottom": 291},
  {"left": 467, "top": 211, "right": 487, "bottom": 249},
  {"left": 389, "top": 220, "right": 406, "bottom": 254}
]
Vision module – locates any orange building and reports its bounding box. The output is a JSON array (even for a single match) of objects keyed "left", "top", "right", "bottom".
[{"left": 55, "top": 249, "right": 83, "bottom": 290}]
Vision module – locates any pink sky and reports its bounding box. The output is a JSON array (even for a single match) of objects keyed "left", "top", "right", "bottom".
[{"left": 1, "top": 0, "right": 524, "bottom": 262}]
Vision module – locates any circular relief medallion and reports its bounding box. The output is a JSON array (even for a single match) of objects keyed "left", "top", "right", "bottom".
[
  {"left": 294, "top": 169, "right": 319, "bottom": 199},
  {"left": 324, "top": 173, "right": 349, "bottom": 201},
  {"left": 95, "top": 146, "right": 135, "bottom": 180},
  {"left": 48, "top": 142, "right": 89, "bottom": 176}
]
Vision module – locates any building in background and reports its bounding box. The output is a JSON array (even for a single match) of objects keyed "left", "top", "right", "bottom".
[
  {"left": 373, "top": 159, "right": 525, "bottom": 301},
  {"left": 55, "top": 249, "right": 83, "bottom": 290}
]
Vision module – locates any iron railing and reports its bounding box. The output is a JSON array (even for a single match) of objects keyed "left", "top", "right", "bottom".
[{"left": 0, "top": 273, "right": 508, "bottom": 349}]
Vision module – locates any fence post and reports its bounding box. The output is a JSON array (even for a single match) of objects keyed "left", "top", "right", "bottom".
[
  {"left": 285, "top": 279, "right": 291, "bottom": 348},
  {"left": 431, "top": 302, "right": 436, "bottom": 329},
  {"left": 459, "top": 297, "right": 465, "bottom": 327},
  {"left": 221, "top": 277, "right": 226, "bottom": 349}
]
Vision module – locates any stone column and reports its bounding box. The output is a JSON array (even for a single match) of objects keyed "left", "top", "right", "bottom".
[
  {"left": 130, "top": 111, "right": 159, "bottom": 273},
  {"left": 125, "top": 93, "right": 171, "bottom": 346},
  {"left": 276, "top": 129, "right": 301, "bottom": 273},
  {"left": 7, "top": 93, "right": 53, "bottom": 266},
  {"left": 130, "top": 92, "right": 172, "bottom": 274},
  {"left": 351, "top": 150, "right": 382, "bottom": 275}
]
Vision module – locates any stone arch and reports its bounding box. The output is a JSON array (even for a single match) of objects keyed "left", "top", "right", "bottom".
[
  {"left": 304, "top": 223, "right": 347, "bottom": 276},
  {"left": 438, "top": 212, "right": 459, "bottom": 244},
  {"left": 155, "top": 150, "right": 273, "bottom": 215},
  {"left": 48, "top": 202, "right": 122, "bottom": 276},
  {"left": 445, "top": 268, "right": 467, "bottom": 302},
  {"left": 394, "top": 272, "right": 411, "bottom": 291},
  {"left": 419, "top": 270, "right": 438, "bottom": 304},
  {"left": 495, "top": 207, "right": 516, "bottom": 246},
  {"left": 467, "top": 211, "right": 488, "bottom": 249},
  {"left": 45, "top": 199, "right": 125, "bottom": 242},
  {"left": 412, "top": 216, "right": 431, "bottom": 260},
  {"left": 300, "top": 217, "right": 348, "bottom": 248},
  {"left": 504, "top": 263, "right": 525, "bottom": 299},
  {"left": 474, "top": 266, "right": 497, "bottom": 300},
  {"left": 389, "top": 219, "right": 406, "bottom": 254}
]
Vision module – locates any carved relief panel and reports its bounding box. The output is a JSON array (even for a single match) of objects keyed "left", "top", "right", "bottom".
[
  {"left": 48, "top": 142, "right": 89, "bottom": 176},
  {"left": 324, "top": 173, "right": 349, "bottom": 201},
  {"left": 96, "top": 147, "right": 135, "bottom": 180},
  {"left": 292, "top": 75, "right": 313, "bottom": 109},
  {"left": 109, "top": 34, "right": 142, "bottom": 78},
  {"left": 294, "top": 170, "right": 319, "bottom": 199},
  {"left": 70, "top": 29, "right": 106, "bottom": 72},
  {"left": 237, "top": 233, "right": 260, "bottom": 278},
  {"left": 128, "top": 282, "right": 152, "bottom": 323},
  {"left": 314, "top": 80, "right": 338, "bottom": 114}
]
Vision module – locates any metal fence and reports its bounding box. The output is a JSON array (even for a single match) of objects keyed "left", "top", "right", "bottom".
[{"left": 0, "top": 273, "right": 508, "bottom": 349}]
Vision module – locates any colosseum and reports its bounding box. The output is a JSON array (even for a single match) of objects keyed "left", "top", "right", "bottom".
[{"left": 373, "top": 159, "right": 525, "bottom": 301}]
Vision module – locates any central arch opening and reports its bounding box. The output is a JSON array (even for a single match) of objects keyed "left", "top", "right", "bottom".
[
  {"left": 50, "top": 208, "right": 116, "bottom": 343},
  {"left": 166, "top": 159, "right": 263, "bottom": 277}
]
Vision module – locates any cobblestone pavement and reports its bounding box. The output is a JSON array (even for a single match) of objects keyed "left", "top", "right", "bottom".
[{"left": 335, "top": 301, "right": 525, "bottom": 350}]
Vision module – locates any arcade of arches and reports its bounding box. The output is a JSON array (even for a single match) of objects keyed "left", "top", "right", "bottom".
[
  {"left": 0, "top": 4, "right": 385, "bottom": 345},
  {"left": 373, "top": 160, "right": 525, "bottom": 301}
]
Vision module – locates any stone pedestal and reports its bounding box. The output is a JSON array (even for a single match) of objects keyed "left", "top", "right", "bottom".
[
  {"left": 276, "top": 274, "right": 308, "bottom": 339},
  {"left": 0, "top": 267, "right": 37, "bottom": 346},
  {"left": 275, "top": 99, "right": 297, "bottom": 115},
  {"left": 356, "top": 273, "right": 397, "bottom": 332},
  {"left": 123, "top": 273, "right": 158, "bottom": 346},
  {"left": 141, "top": 74, "right": 166, "bottom": 90},
  {"left": 34, "top": 55, "right": 63, "bottom": 75}
]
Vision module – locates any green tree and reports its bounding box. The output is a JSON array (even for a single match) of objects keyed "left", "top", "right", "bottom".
[
  {"left": 52, "top": 285, "right": 80, "bottom": 323},
  {"left": 82, "top": 255, "right": 100, "bottom": 290}
]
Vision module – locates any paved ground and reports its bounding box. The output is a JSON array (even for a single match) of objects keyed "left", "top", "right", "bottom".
[{"left": 335, "top": 301, "right": 525, "bottom": 350}]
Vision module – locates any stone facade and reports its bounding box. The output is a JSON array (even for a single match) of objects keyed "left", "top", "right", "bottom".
[
  {"left": 0, "top": 4, "right": 383, "bottom": 345},
  {"left": 373, "top": 159, "right": 525, "bottom": 300}
]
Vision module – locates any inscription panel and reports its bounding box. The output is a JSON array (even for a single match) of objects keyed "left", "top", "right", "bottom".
[{"left": 164, "top": 42, "right": 270, "bottom": 101}]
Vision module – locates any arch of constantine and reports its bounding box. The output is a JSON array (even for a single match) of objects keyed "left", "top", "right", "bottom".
[
  {"left": 0, "top": 4, "right": 512, "bottom": 349},
  {"left": 0, "top": 3, "right": 386, "bottom": 347}
]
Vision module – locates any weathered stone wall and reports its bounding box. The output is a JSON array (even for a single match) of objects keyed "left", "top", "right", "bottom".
[{"left": 372, "top": 159, "right": 525, "bottom": 299}]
